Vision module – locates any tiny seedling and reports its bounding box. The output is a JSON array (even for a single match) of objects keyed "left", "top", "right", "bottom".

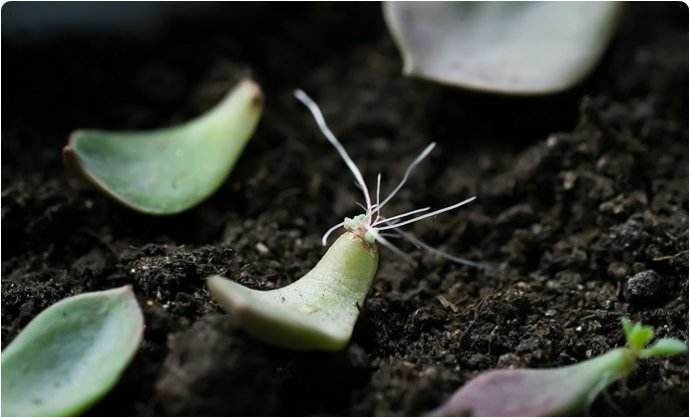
[
  {"left": 383, "top": 2, "right": 622, "bottom": 94},
  {"left": 63, "top": 79, "right": 263, "bottom": 215},
  {"left": 1, "top": 286, "right": 144, "bottom": 417},
  {"left": 207, "top": 90, "right": 479, "bottom": 351},
  {"left": 427, "top": 318, "right": 687, "bottom": 417}
]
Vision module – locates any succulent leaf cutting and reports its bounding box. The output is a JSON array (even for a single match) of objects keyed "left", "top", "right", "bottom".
[
  {"left": 1, "top": 286, "right": 144, "bottom": 417},
  {"left": 427, "top": 318, "right": 687, "bottom": 417},
  {"left": 63, "top": 79, "right": 263, "bottom": 215},
  {"left": 207, "top": 90, "right": 479, "bottom": 350}
]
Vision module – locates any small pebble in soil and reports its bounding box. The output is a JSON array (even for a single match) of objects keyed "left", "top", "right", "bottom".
[
  {"left": 255, "top": 242, "right": 270, "bottom": 254},
  {"left": 623, "top": 270, "right": 665, "bottom": 306}
]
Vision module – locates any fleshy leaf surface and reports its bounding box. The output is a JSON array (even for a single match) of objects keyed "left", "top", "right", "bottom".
[
  {"left": 207, "top": 232, "right": 378, "bottom": 351},
  {"left": 427, "top": 349, "right": 637, "bottom": 417},
  {"left": 641, "top": 338, "right": 689, "bottom": 359},
  {"left": 383, "top": 2, "right": 622, "bottom": 94},
  {"left": 1, "top": 286, "right": 144, "bottom": 417},
  {"left": 428, "top": 318, "right": 688, "bottom": 417},
  {"left": 63, "top": 79, "right": 263, "bottom": 214}
]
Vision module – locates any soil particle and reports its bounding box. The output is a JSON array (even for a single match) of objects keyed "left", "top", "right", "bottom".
[{"left": 623, "top": 269, "right": 666, "bottom": 306}]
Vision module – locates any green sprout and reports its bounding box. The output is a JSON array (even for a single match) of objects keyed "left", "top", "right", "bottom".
[
  {"left": 63, "top": 79, "right": 263, "bottom": 215},
  {"left": 1, "top": 286, "right": 144, "bottom": 417},
  {"left": 427, "top": 318, "right": 687, "bottom": 417},
  {"left": 207, "top": 90, "right": 480, "bottom": 351},
  {"left": 383, "top": 2, "right": 622, "bottom": 94}
]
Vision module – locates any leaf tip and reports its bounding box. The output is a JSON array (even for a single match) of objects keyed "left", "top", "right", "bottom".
[
  {"left": 239, "top": 78, "right": 264, "bottom": 112},
  {"left": 117, "top": 283, "right": 136, "bottom": 297},
  {"left": 206, "top": 275, "right": 248, "bottom": 315},
  {"left": 62, "top": 140, "right": 80, "bottom": 173},
  {"left": 401, "top": 58, "right": 415, "bottom": 76},
  {"left": 206, "top": 274, "right": 223, "bottom": 289},
  {"left": 110, "top": 285, "right": 145, "bottom": 337}
]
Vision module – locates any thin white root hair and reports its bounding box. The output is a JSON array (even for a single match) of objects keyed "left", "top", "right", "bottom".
[
  {"left": 295, "top": 89, "right": 372, "bottom": 211},
  {"left": 394, "top": 229, "right": 487, "bottom": 269},
  {"left": 377, "top": 196, "right": 477, "bottom": 231},
  {"left": 296, "top": 91, "right": 481, "bottom": 268},
  {"left": 322, "top": 221, "right": 346, "bottom": 246},
  {"left": 374, "top": 206, "right": 431, "bottom": 226},
  {"left": 373, "top": 142, "right": 436, "bottom": 216},
  {"left": 357, "top": 201, "right": 381, "bottom": 212},
  {"left": 375, "top": 173, "right": 382, "bottom": 217},
  {"left": 367, "top": 227, "right": 415, "bottom": 265}
]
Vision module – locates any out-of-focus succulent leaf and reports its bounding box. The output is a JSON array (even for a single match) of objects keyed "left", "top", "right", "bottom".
[
  {"left": 383, "top": 2, "right": 623, "bottom": 94},
  {"left": 641, "top": 338, "right": 689, "bottom": 359}
]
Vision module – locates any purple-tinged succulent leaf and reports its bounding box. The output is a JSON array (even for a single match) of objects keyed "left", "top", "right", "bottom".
[
  {"left": 428, "top": 319, "right": 687, "bottom": 417},
  {"left": 427, "top": 349, "right": 634, "bottom": 417}
]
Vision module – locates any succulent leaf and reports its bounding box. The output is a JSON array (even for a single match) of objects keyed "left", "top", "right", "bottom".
[
  {"left": 383, "top": 2, "right": 622, "bottom": 94},
  {"left": 428, "top": 319, "right": 686, "bottom": 417},
  {"left": 63, "top": 79, "right": 263, "bottom": 215},
  {"left": 207, "top": 232, "right": 378, "bottom": 351},
  {"left": 1, "top": 286, "right": 144, "bottom": 417}
]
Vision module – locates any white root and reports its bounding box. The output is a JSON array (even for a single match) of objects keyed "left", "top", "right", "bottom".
[
  {"left": 373, "top": 142, "right": 436, "bottom": 217},
  {"left": 295, "top": 90, "right": 373, "bottom": 211},
  {"left": 296, "top": 89, "right": 480, "bottom": 268},
  {"left": 376, "top": 197, "right": 476, "bottom": 231}
]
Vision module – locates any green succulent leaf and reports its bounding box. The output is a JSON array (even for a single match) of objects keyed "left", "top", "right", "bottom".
[
  {"left": 63, "top": 79, "right": 263, "bottom": 215},
  {"left": 1, "top": 286, "right": 144, "bottom": 417},
  {"left": 207, "top": 232, "right": 379, "bottom": 351},
  {"left": 383, "top": 2, "right": 622, "bottom": 94},
  {"left": 640, "top": 338, "right": 688, "bottom": 359}
]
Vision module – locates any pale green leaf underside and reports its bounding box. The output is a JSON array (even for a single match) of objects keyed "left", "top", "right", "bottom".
[
  {"left": 383, "top": 2, "right": 623, "bottom": 94},
  {"left": 208, "top": 232, "right": 379, "bottom": 351},
  {"left": 64, "top": 79, "right": 263, "bottom": 214},
  {"left": 1, "top": 286, "right": 144, "bottom": 417}
]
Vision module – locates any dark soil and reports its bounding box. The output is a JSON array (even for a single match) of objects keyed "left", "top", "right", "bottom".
[{"left": 2, "top": 3, "right": 688, "bottom": 417}]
